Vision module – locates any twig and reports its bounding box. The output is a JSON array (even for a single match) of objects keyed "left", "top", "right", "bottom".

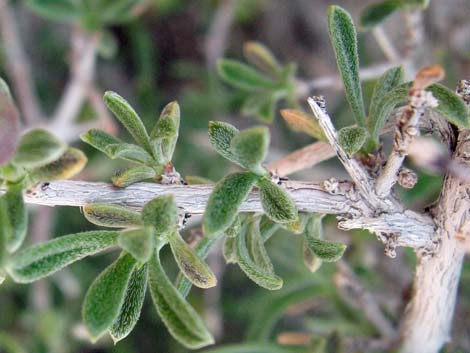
[
  {"left": 335, "top": 261, "right": 396, "bottom": 339},
  {"left": 372, "top": 25, "right": 401, "bottom": 63},
  {"left": 51, "top": 26, "right": 99, "bottom": 133},
  {"left": 204, "top": 0, "right": 237, "bottom": 69},
  {"left": 0, "top": 0, "right": 43, "bottom": 124}
]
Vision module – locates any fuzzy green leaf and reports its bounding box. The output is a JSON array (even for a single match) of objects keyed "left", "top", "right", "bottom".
[
  {"left": 360, "top": 0, "right": 403, "bottom": 29},
  {"left": 109, "top": 263, "right": 148, "bottom": 343},
  {"left": 0, "top": 77, "right": 20, "bottom": 165},
  {"left": 217, "top": 59, "right": 278, "bottom": 91},
  {"left": 243, "top": 41, "right": 282, "bottom": 77},
  {"left": 246, "top": 218, "right": 274, "bottom": 274},
  {"left": 83, "top": 252, "right": 137, "bottom": 341},
  {"left": 328, "top": 5, "right": 366, "bottom": 127},
  {"left": 141, "top": 195, "right": 178, "bottom": 235},
  {"left": 80, "top": 129, "right": 122, "bottom": 154},
  {"left": 27, "top": 147, "right": 87, "bottom": 185},
  {"left": 13, "top": 129, "right": 66, "bottom": 168},
  {"left": 338, "top": 126, "right": 368, "bottom": 155},
  {"left": 83, "top": 203, "right": 142, "bottom": 228},
  {"left": 185, "top": 175, "right": 214, "bottom": 185},
  {"left": 257, "top": 178, "right": 298, "bottom": 224},
  {"left": 118, "top": 227, "right": 155, "bottom": 263},
  {"left": 168, "top": 231, "right": 217, "bottom": 289},
  {"left": 223, "top": 236, "right": 237, "bottom": 264},
  {"left": 175, "top": 234, "right": 222, "bottom": 297},
  {"left": 111, "top": 165, "right": 157, "bottom": 187},
  {"left": 151, "top": 101, "right": 180, "bottom": 163},
  {"left": 104, "top": 143, "right": 154, "bottom": 164},
  {"left": 427, "top": 83, "right": 470, "bottom": 128},
  {"left": 259, "top": 216, "right": 280, "bottom": 242},
  {"left": 0, "top": 181, "right": 27, "bottom": 253},
  {"left": 208, "top": 121, "right": 239, "bottom": 162},
  {"left": 230, "top": 126, "right": 269, "bottom": 173},
  {"left": 302, "top": 240, "right": 322, "bottom": 273},
  {"left": 203, "top": 172, "right": 258, "bottom": 236},
  {"left": 368, "top": 66, "right": 405, "bottom": 141},
  {"left": 236, "top": 225, "right": 282, "bottom": 290},
  {"left": 226, "top": 216, "right": 242, "bottom": 238},
  {"left": 301, "top": 215, "right": 325, "bottom": 272},
  {"left": 148, "top": 251, "right": 214, "bottom": 349},
  {"left": 103, "top": 91, "right": 154, "bottom": 155},
  {"left": 7, "top": 231, "right": 119, "bottom": 283},
  {"left": 305, "top": 238, "right": 346, "bottom": 262}
]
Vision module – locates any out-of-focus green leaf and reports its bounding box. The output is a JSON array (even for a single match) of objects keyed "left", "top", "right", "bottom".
[
  {"left": 280, "top": 109, "right": 325, "bottom": 140},
  {"left": 201, "top": 343, "right": 306, "bottom": 353},
  {"left": 148, "top": 251, "right": 214, "bottom": 349},
  {"left": 150, "top": 101, "right": 180, "bottom": 163},
  {"left": 257, "top": 177, "right": 298, "bottom": 224},
  {"left": 203, "top": 172, "right": 258, "bottom": 236},
  {"left": 304, "top": 238, "right": 346, "bottom": 262},
  {"left": 118, "top": 227, "right": 154, "bottom": 263},
  {"left": 337, "top": 126, "right": 368, "bottom": 155},
  {"left": 0, "top": 181, "right": 27, "bottom": 253},
  {"left": 223, "top": 236, "right": 237, "bottom": 264},
  {"left": 236, "top": 226, "right": 282, "bottom": 290},
  {"left": 104, "top": 143, "right": 154, "bottom": 164},
  {"left": 303, "top": 240, "right": 322, "bottom": 273},
  {"left": 241, "top": 92, "right": 277, "bottom": 123},
  {"left": 27, "top": 147, "right": 87, "bottom": 185},
  {"left": 368, "top": 66, "right": 405, "bottom": 142},
  {"left": 403, "top": 0, "right": 429, "bottom": 8},
  {"left": 326, "top": 331, "right": 344, "bottom": 353},
  {"left": 259, "top": 215, "right": 280, "bottom": 242},
  {"left": 25, "top": 0, "right": 82, "bottom": 23},
  {"left": 230, "top": 126, "right": 269, "bottom": 174},
  {"left": 217, "top": 59, "right": 278, "bottom": 91},
  {"left": 109, "top": 263, "right": 148, "bottom": 343},
  {"left": 111, "top": 165, "right": 157, "bottom": 187},
  {"left": 243, "top": 41, "right": 282, "bottom": 77},
  {"left": 83, "top": 203, "right": 142, "bottom": 228},
  {"left": 302, "top": 215, "right": 325, "bottom": 272},
  {"left": 328, "top": 5, "right": 366, "bottom": 127},
  {"left": 360, "top": 0, "right": 403, "bottom": 29},
  {"left": 0, "top": 79, "right": 20, "bottom": 165},
  {"left": 141, "top": 195, "right": 178, "bottom": 235},
  {"left": 83, "top": 252, "right": 137, "bottom": 341},
  {"left": 427, "top": 83, "right": 470, "bottom": 128},
  {"left": 0, "top": 331, "right": 28, "bottom": 353},
  {"left": 13, "top": 129, "right": 66, "bottom": 168},
  {"left": 168, "top": 231, "right": 217, "bottom": 289},
  {"left": 208, "top": 121, "right": 239, "bottom": 162},
  {"left": 226, "top": 216, "right": 242, "bottom": 238},
  {"left": 7, "top": 231, "right": 119, "bottom": 283},
  {"left": 103, "top": 91, "right": 154, "bottom": 155}
]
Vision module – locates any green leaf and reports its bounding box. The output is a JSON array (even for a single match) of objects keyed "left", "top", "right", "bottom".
[
  {"left": 150, "top": 101, "right": 180, "bottom": 163},
  {"left": 83, "top": 252, "right": 137, "bottom": 341},
  {"left": 203, "top": 172, "right": 258, "bottom": 236},
  {"left": 305, "top": 238, "right": 346, "bottom": 262},
  {"left": 223, "top": 236, "right": 237, "bottom": 264},
  {"left": 148, "top": 251, "right": 214, "bottom": 349},
  {"left": 13, "top": 129, "right": 66, "bottom": 168},
  {"left": 168, "top": 231, "right": 217, "bottom": 289},
  {"left": 427, "top": 83, "right": 470, "bottom": 129},
  {"left": 7, "top": 231, "right": 119, "bottom": 283},
  {"left": 25, "top": 0, "right": 82, "bottom": 23},
  {"left": 175, "top": 234, "right": 222, "bottom": 297},
  {"left": 328, "top": 5, "right": 366, "bottom": 127},
  {"left": 259, "top": 215, "right": 280, "bottom": 242},
  {"left": 243, "top": 41, "right": 282, "bottom": 77},
  {"left": 337, "top": 126, "right": 368, "bottom": 155},
  {"left": 27, "top": 147, "right": 87, "bottom": 185},
  {"left": 301, "top": 214, "right": 325, "bottom": 272},
  {"left": 109, "top": 263, "right": 148, "bottom": 343},
  {"left": 141, "top": 195, "right": 179, "bottom": 235},
  {"left": 111, "top": 165, "right": 157, "bottom": 187},
  {"left": 242, "top": 92, "right": 277, "bottom": 123},
  {"left": 302, "top": 240, "right": 322, "bottom": 273},
  {"left": 83, "top": 203, "right": 142, "bottom": 228},
  {"left": 80, "top": 128, "right": 122, "bottom": 153},
  {"left": 246, "top": 218, "right": 274, "bottom": 274},
  {"left": 360, "top": 0, "right": 403, "bottom": 29},
  {"left": 103, "top": 91, "right": 154, "bottom": 155},
  {"left": 236, "top": 225, "right": 282, "bottom": 290},
  {"left": 0, "top": 77, "right": 20, "bottom": 165},
  {"left": 208, "top": 121, "right": 239, "bottom": 162},
  {"left": 185, "top": 175, "right": 214, "bottom": 185},
  {"left": 226, "top": 216, "right": 242, "bottom": 238},
  {"left": 118, "top": 227, "right": 155, "bottom": 263},
  {"left": 0, "top": 181, "right": 27, "bottom": 253},
  {"left": 257, "top": 178, "right": 298, "bottom": 224},
  {"left": 368, "top": 66, "right": 405, "bottom": 141},
  {"left": 230, "top": 126, "right": 269, "bottom": 174},
  {"left": 201, "top": 343, "right": 305, "bottom": 353},
  {"left": 217, "top": 59, "right": 278, "bottom": 91},
  {"left": 104, "top": 143, "right": 154, "bottom": 164}
]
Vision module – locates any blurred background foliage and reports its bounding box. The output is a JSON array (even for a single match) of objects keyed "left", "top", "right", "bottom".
[{"left": 1, "top": 0, "right": 470, "bottom": 352}]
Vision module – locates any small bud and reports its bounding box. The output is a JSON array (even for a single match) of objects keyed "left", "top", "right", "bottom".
[{"left": 398, "top": 168, "right": 418, "bottom": 189}]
